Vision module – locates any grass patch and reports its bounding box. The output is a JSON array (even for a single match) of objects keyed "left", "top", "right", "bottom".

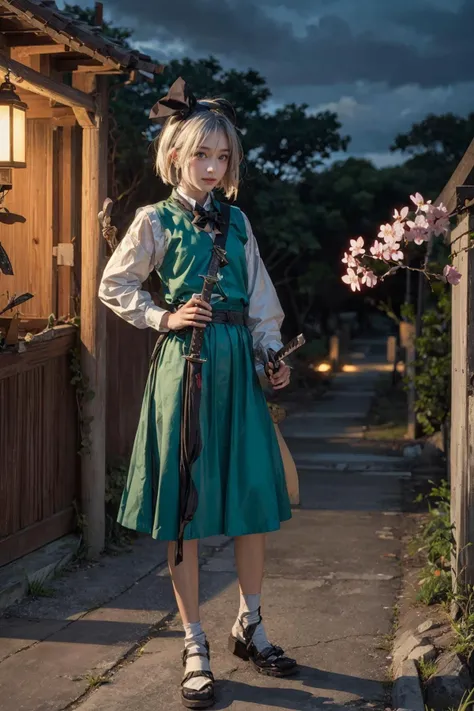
[
  {"left": 364, "top": 373, "right": 407, "bottom": 441},
  {"left": 418, "top": 657, "right": 437, "bottom": 681},
  {"left": 427, "top": 687, "right": 474, "bottom": 711},
  {"left": 85, "top": 673, "right": 110, "bottom": 690},
  {"left": 417, "top": 567, "right": 451, "bottom": 605},
  {"left": 27, "top": 579, "right": 55, "bottom": 598}
]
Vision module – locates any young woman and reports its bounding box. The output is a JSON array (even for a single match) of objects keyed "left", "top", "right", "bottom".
[{"left": 99, "top": 77, "right": 297, "bottom": 709}]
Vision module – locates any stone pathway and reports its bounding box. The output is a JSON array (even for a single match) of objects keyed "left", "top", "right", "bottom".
[{"left": 0, "top": 338, "right": 406, "bottom": 710}]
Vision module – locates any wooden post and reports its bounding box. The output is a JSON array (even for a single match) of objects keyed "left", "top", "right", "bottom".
[
  {"left": 387, "top": 336, "right": 397, "bottom": 364},
  {"left": 329, "top": 335, "right": 340, "bottom": 371},
  {"left": 399, "top": 321, "right": 416, "bottom": 438},
  {"left": 76, "top": 75, "right": 108, "bottom": 557},
  {"left": 450, "top": 198, "right": 474, "bottom": 586}
]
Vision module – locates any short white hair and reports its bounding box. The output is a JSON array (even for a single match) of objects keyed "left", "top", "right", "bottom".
[{"left": 154, "top": 103, "right": 243, "bottom": 200}]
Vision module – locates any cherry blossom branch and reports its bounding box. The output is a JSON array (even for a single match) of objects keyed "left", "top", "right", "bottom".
[{"left": 341, "top": 193, "right": 464, "bottom": 293}]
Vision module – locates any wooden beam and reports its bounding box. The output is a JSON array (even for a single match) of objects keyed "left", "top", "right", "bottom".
[
  {"left": 437, "top": 138, "right": 474, "bottom": 211},
  {"left": 0, "top": 52, "right": 97, "bottom": 113},
  {"left": 71, "top": 72, "right": 96, "bottom": 126},
  {"left": 72, "top": 107, "right": 95, "bottom": 128},
  {"left": 53, "top": 114, "right": 77, "bottom": 127},
  {"left": 55, "top": 58, "right": 102, "bottom": 72},
  {"left": 74, "top": 65, "right": 122, "bottom": 75},
  {"left": 11, "top": 44, "right": 68, "bottom": 58},
  {"left": 80, "top": 75, "right": 108, "bottom": 558},
  {"left": 72, "top": 72, "right": 96, "bottom": 94},
  {"left": 3, "top": 34, "right": 56, "bottom": 48}
]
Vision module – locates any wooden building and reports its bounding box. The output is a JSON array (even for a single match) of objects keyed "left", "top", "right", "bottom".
[
  {"left": 437, "top": 139, "right": 474, "bottom": 586},
  {"left": 0, "top": 0, "right": 162, "bottom": 566}
]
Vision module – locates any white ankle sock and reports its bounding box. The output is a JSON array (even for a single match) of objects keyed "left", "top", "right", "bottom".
[
  {"left": 232, "top": 593, "right": 277, "bottom": 659},
  {"left": 183, "top": 621, "right": 211, "bottom": 692}
]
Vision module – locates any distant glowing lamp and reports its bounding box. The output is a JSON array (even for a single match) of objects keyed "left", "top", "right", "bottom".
[{"left": 0, "top": 70, "right": 27, "bottom": 170}]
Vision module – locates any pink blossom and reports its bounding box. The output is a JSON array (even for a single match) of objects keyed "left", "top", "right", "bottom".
[
  {"left": 410, "top": 192, "right": 425, "bottom": 209},
  {"left": 419, "top": 200, "right": 432, "bottom": 213},
  {"left": 393, "top": 221, "right": 406, "bottom": 240},
  {"left": 393, "top": 206, "right": 409, "bottom": 221},
  {"left": 413, "top": 214, "right": 429, "bottom": 230},
  {"left": 407, "top": 215, "right": 430, "bottom": 245},
  {"left": 378, "top": 223, "right": 394, "bottom": 242},
  {"left": 371, "top": 238, "right": 403, "bottom": 261},
  {"left": 430, "top": 216, "right": 450, "bottom": 237},
  {"left": 388, "top": 246, "right": 404, "bottom": 261},
  {"left": 407, "top": 228, "right": 428, "bottom": 246},
  {"left": 371, "top": 239, "right": 401, "bottom": 261},
  {"left": 342, "top": 267, "right": 362, "bottom": 292},
  {"left": 361, "top": 269, "right": 378, "bottom": 288},
  {"left": 349, "top": 237, "right": 365, "bottom": 257},
  {"left": 370, "top": 240, "right": 385, "bottom": 259},
  {"left": 342, "top": 251, "right": 358, "bottom": 268},
  {"left": 426, "top": 203, "right": 450, "bottom": 236},
  {"left": 443, "top": 264, "right": 461, "bottom": 285},
  {"left": 341, "top": 190, "right": 459, "bottom": 293}
]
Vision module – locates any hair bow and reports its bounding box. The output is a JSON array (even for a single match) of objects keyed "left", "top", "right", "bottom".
[{"left": 149, "top": 77, "right": 237, "bottom": 126}]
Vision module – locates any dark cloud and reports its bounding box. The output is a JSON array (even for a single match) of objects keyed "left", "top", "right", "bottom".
[
  {"left": 107, "top": 0, "right": 474, "bottom": 89},
  {"left": 91, "top": 0, "right": 473, "bottom": 164}
]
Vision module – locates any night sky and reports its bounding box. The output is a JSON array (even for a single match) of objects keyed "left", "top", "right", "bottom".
[{"left": 79, "top": 0, "right": 473, "bottom": 166}]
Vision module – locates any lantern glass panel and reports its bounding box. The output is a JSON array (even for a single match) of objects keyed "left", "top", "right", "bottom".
[
  {"left": 0, "top": 105, "right": 11, "bottom": 162},
  {"left": 13, "top": 106, "right": 25, "bottom": 164}
]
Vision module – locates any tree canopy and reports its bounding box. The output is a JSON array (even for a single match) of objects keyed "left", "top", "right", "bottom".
[{"left": 65, "top": 4, "right": 470, "bottom": 337}]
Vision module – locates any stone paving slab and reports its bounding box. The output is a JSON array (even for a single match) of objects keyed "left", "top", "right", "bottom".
[
  {"left": 2, "top": 537, "right": 168, "bottom": 622},
  {"left": 282, "top": 422, "right": 366, "bottom": 439},
  {"left": 0, "top": 338, "right": 403, "bottom": 711},
  {"left": 73, "top": 505, "right": 399, "bottom": 711}
]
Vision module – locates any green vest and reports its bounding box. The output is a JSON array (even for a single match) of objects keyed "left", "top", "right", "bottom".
[{"left": 154, "top": 197, "right": 249, "bottom": 313}]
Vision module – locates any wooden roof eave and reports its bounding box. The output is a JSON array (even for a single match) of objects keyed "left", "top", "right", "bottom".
[
  {"left": 0, "top": 50, "right": 96, "bottom": 113},
  {"left": 0, "top": 0, "right": 162, "bottom": 75}
]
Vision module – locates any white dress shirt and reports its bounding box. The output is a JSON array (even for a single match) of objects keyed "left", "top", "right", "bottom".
[{"left": 98, "top": 189, "right": 285, "bottom": 358}]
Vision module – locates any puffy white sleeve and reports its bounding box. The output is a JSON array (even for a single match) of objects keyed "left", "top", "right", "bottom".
[
  {"left": 242, "top": 211, "right": 284, "bottom": 355},
  {"left": 98, "top": 205, "right": 170, "bottom": 332}
]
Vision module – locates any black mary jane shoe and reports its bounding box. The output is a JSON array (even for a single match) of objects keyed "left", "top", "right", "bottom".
[
  {"left": 228, "top": 607, "right": 298, "bottom": 678},
  {"left": 181, "top": 641, "right": 215, "bottom": 709}
]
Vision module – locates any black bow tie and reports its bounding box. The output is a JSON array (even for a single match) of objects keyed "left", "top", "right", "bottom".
[{"left": 192, "top": 203, "right": 223, "bottom": 234}]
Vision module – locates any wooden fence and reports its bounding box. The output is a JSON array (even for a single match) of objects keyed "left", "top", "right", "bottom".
[
  {"left": 106, "top": 310, "right": 156, "bottom": 464},
  {"left": 0, "top": 327, "right": 78, "bottom": 566}
]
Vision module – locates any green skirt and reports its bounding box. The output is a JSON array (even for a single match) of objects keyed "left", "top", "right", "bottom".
[{"left": 117, "top": 321, "right": 292, "bottom": 541}]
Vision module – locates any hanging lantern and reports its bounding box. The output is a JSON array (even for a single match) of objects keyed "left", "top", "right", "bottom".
[{"left": 0, "top": 70, "right": 27, "bottom": 169}]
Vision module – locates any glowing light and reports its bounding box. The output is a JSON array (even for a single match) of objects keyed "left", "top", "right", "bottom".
[
  {"left": 0, "top": 72, "right": 27, "bottom": 168},
  {"left": 316, "top": 362, "right": 332, "bottom": 373}
]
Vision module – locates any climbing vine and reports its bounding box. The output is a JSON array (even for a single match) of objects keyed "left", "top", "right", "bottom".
[{"left": 69, "top": 346, "right": 95, "bottom": 456}]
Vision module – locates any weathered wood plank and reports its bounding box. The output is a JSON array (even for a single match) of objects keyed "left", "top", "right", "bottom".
[
  {"left": 0, "top": 119, "right": 53, "bottom": 318},
  {"left": 0, "top": 508, "right": 74, "bottom": 567},
  {"left": 0, "top": 327, "right": 76, "bottom": 380},
  {"left": 106, "top": 311, "right": 156, "bottom": 463},
  {"left": 57, "top": 126, "right": 74, "bottom": 317},
  {"left": 0, "top": 334, "right": 78, "bottom": 564}
]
